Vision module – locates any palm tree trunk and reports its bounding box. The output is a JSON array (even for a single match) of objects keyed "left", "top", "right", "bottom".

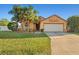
[
  {"left": 27, "top": 20, "right": 30, "bottom": 32},
  {"left": 21, "top": 21, "right": 26, "bottom": 32}
]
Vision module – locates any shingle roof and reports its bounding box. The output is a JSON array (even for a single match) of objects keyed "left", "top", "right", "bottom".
[{"left": 46, "top": 15, "right": 67, "bottom": 22}]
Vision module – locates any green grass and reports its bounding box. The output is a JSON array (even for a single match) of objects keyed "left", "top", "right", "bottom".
[
  {"left": 0, "top": 31, "right": 47, "bottom": 39},
  {"left": 70, "top": 32, "right": 79, "bottom": 35},
  {"left": 0, "top": 31, "right": 51, "bottom": 55}
]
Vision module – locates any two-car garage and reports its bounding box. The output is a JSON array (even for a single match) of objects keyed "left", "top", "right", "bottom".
[
  {"left": 44, "top": 24, "right": 63, "bottom": 32},
  {"left": 40, "top": 15, "right": 67, "bottom": 32}
]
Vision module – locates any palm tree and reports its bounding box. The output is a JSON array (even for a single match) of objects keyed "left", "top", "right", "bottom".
[
  {"left": 19, "top": 7, "right": 28, "bottom": 31},
  {"left": 9, "top": 5, "right": 27, "bottom": 31},
  {"left": 26, "top": 5, "right": 39, "bottom": 32},
  {"left": 9, "top": 5, "right": 39, "bottom": 32}
]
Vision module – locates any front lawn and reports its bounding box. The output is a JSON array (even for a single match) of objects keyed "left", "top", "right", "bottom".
[
  {"left": 70, "top": 32, "right": 79, "bottom": 35},
  {"left": 0, "top": 31, "right": 51, "bottom": 55}
]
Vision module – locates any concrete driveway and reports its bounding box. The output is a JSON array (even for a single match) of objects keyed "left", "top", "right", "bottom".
[{"left": 46, "top": 32, "right": 79, "bottom": 55}]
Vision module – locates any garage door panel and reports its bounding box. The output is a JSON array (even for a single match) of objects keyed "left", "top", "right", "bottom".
[{"left": 44, "top": 24, "right": 63, "bottom": 32}]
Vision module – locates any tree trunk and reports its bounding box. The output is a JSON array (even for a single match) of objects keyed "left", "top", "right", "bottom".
[
  {"left": 27, "top": 20, "right": 30, "bottom": 32},
  {"left": 21, "top": 21, "right": 26, "bottom": 32}
]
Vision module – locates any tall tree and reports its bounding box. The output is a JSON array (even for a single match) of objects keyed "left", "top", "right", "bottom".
[
  {"left": 26, "top": 5, "right": 39, "bottom": 32},
  {"left": 67, "top": 16, "right": 79, "bottom": 32},
  {"left": 9, "top": 5, "right": 39, "bottom": 32},
  {"left": 8, "top": 5, "right": 27, "bottom": 31}
]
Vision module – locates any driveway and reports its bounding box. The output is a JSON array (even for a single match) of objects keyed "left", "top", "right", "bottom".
[{"left": 46, "top": 32, "right": 79, "bottom": 55}]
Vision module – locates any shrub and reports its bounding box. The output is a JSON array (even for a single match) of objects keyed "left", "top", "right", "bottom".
[
  {"left": 67, "top": 16, "right": 79, "bottom": 32},
  {"left": 7, "top": 22, "right": 18, "bottom": 31},
  {"left": 40, "top": 29, "right": 44, "bottom": 32}
]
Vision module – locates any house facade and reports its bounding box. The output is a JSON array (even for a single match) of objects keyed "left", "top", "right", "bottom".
[
  {"left": 40, "top": 15, "right": 67, "bottom": 32},
  {"left": 23, "top": 15, "right": 67, "bottom": 32},
  {"left": 29, "top": 16, "right": 45, "bottom": 32}
]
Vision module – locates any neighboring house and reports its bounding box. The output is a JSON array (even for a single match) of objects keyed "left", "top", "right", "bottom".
[{"left": 0, "top": 26, "right": 10, "bottom": 31}]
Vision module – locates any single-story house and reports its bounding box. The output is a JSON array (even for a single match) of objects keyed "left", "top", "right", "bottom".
[{"left": 18, "top": 15, "right": 67, "bottom": 32}]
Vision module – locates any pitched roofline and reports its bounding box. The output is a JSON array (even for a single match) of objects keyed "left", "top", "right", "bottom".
[
  {"left": 39, "top": 16, "right": 44, "bottom": 18},
  {"left": 39, "top": 16, "right": 46, "bottom": 21},
  {"left": 46, "top": 15, "right": 67, "bottom": 22}
]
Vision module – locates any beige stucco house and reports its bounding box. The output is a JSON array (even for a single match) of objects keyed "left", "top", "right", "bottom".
[
  {"left": 27, "top": 15, "right": 67, "bottom": 32},
  {"left": 40, "top": 15, "right": 67, "bottom": 32}
]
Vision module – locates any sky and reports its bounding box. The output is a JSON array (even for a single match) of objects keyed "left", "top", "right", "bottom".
[{"left": 0, "top": 4, "right": 79, "bottom": 21}]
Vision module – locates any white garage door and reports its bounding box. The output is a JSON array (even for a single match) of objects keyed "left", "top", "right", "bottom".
[{"left": 44, "top": 24, "right": 63, "bottom": 32}]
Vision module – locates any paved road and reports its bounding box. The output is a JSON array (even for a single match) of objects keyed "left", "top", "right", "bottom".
[{"left": 46, "top": 32, "right": 79, "bottom": 55}]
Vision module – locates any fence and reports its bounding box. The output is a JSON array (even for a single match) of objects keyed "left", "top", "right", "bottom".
[{"left": 0, "top": 26, "right": 10, "bottom": 31}]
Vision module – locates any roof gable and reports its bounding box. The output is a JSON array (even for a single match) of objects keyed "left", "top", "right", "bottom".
[
  {"left": 39, "top": 16, "right": 46, "bottom": 21},
  {"left": 46, "top": 15, "right": 67, "bottom": 22}
]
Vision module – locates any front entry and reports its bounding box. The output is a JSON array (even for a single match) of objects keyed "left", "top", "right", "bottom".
[{"left": 36, "top": 23, "right": 40, "bottom": 31}]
